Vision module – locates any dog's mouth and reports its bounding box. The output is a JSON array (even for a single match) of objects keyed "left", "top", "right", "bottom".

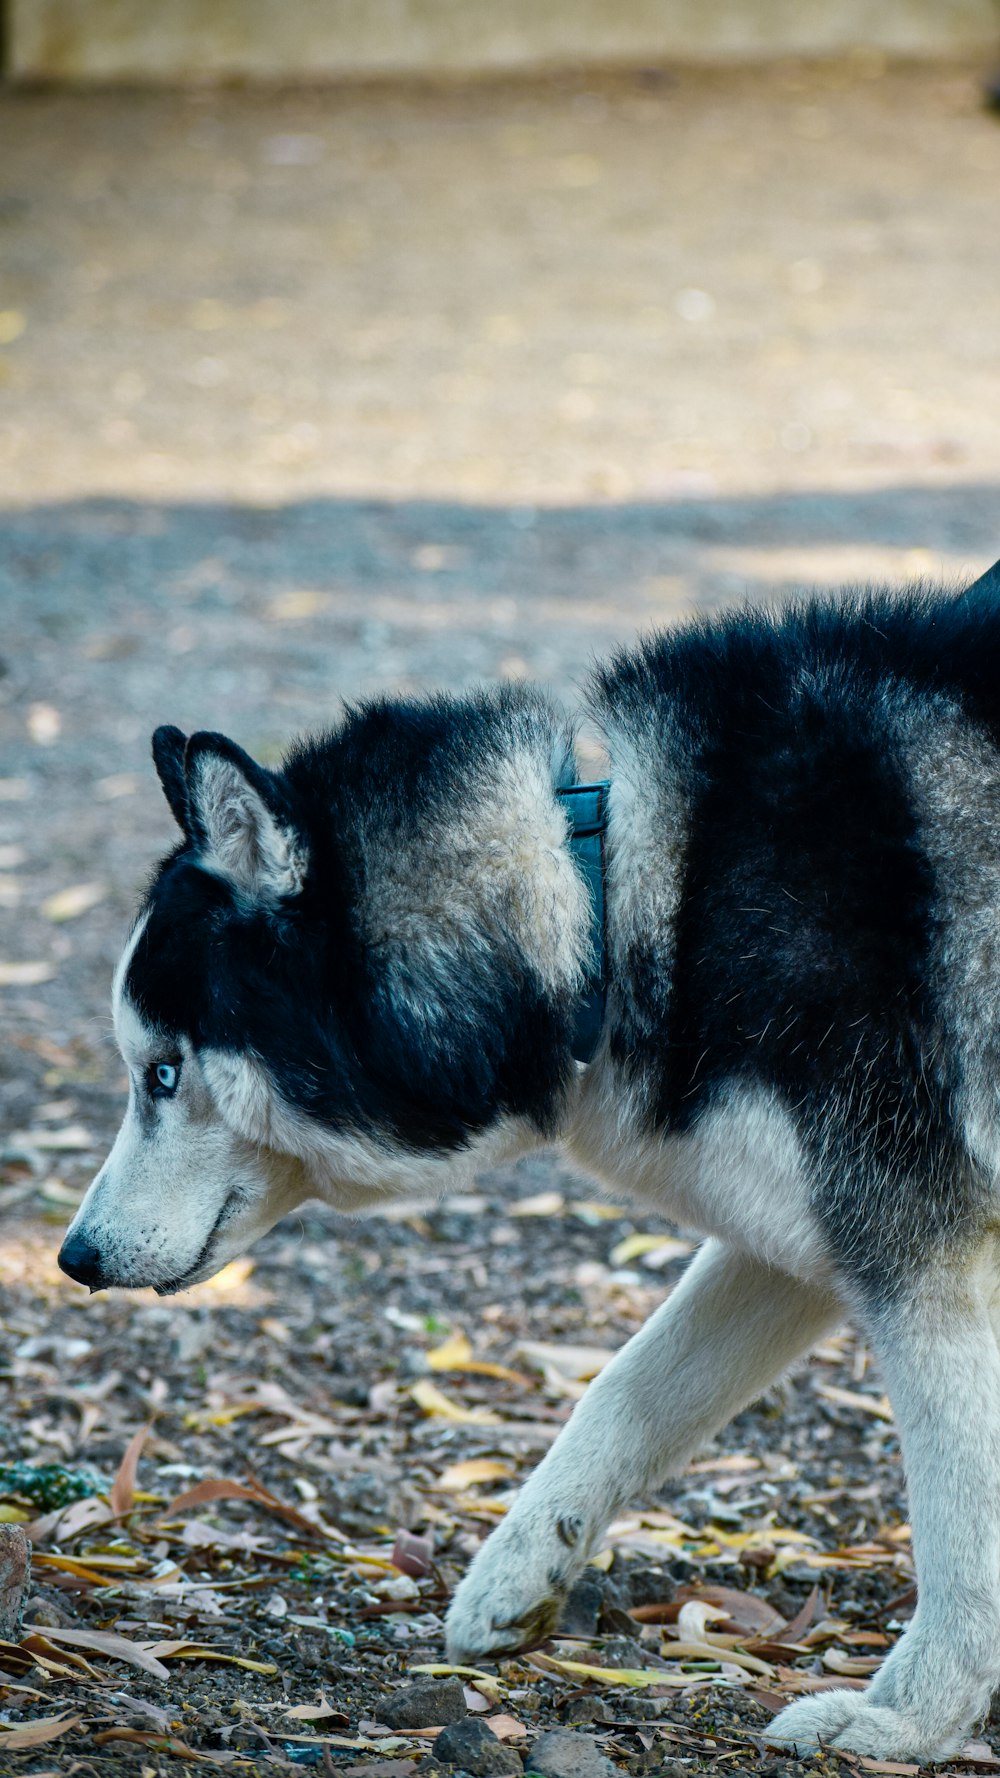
[{"left": 152, "top": 1191, "right": 241, "bottom": 1296}]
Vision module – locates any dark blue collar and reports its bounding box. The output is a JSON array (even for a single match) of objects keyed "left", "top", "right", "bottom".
[{"left": 556, "top": 781, "right": 610, "bottom": 1065}]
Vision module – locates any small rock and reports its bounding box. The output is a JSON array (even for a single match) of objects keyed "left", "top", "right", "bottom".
[
  {"left": 623, "top": 1565, "right": 672, "bottom": 1609},
  {"left": 557, "top": 1571, "right": 605, "bottom": 1636},
  {"left": 433, "top": 1716, "right": 523, "bottom": 1774},
  {"left": 0, "top": 1526, "right": 30, "bottom": 1640},
  {"left": 382, "top": 1676, "right": 468, "bottom": 1729},
  {"left": 22, "top": 1591, "right": 71, "bottom": 1629},
  {"left": 598, "top": 1634, "right": 652, "bottom": 1669},
  {"left": 560, "top": 1567, "right": 630, "bottom": 1636},
  {"left": 556, "top": 1693, "right": 614, "bottom": 1726},
  {"left": 527, "top": 1727, "right": 617, "bottom": 1778},
  {"left": 373, "top": 1570, "right": 421, "bottom": 1600},
  {"left": 628, "top": 1697, "right": 670, "bottom": 1720}
]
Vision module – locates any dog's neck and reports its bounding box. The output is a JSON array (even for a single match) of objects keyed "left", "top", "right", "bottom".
[{"left": 324, "top": 687, "right": 604, "bottom": 1153}]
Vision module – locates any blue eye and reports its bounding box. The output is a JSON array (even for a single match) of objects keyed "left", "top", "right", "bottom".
[{"left": 148, "top": 1061, "right": 180, "bottom": 1097}]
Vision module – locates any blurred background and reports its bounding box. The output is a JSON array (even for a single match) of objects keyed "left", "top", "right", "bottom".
[
  {"left": 4, "top": 0, "right": 1000, "bottom": 1220},
  {"left": 2, "top": 2, "right": 1000, "bottom": 1178},
  {"left": 1, "top": 10, "right": 1000, "bottom": 1759}
]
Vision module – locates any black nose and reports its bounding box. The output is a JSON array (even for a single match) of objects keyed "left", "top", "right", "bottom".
[{"left": 58, "top": 1229, "right": 104, "bottom": 1288}]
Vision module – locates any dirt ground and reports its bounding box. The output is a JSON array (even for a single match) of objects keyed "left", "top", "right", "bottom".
[{"left": 2, "top": 57, "right": 1000, "bottom": 1777}]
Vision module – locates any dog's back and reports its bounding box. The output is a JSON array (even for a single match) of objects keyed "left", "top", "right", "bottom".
[{"left": 580, "top": 589, "right": 1000, "bottom": 1295}]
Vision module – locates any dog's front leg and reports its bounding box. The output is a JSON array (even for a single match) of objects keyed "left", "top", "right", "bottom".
[
  {"left": 768, "top": 1264, "right": 1000, "bottom": 1763},
  {"left": 446, "top": 1237, "right": 839, "bottom": 1660}
]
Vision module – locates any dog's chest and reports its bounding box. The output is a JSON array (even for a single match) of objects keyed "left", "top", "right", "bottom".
[{"left": 567, "top": 1066, "right": 831, "bottom": 1282}]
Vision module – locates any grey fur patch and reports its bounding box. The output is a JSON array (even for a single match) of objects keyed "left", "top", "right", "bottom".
[{"left": 189, "top": 752, "right": 306, "bottom": 901}]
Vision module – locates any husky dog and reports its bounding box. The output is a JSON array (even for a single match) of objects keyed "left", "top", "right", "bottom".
[{"left": 61, "top": 569, "right": 1000, "bottom": 1762}]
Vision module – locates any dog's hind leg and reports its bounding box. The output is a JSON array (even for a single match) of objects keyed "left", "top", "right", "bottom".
[
  {"left": 445, "top": 1237, "right": 840, "bottom": 1661},
  {"left": 767, "top": 1257, "right": 1000, "bottom": 1763}
]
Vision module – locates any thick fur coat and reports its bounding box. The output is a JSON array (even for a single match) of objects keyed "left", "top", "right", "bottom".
[{"left": 61, "top": 576, "right": 1000, "bottom": 1760}]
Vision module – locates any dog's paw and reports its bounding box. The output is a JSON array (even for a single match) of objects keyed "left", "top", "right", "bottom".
[
  {"left": 445, "top": 1518, "right": 579, "bottom": 1661},
  {"left": 765, "top": 1691, "right": 961, "bottom": 1764}
]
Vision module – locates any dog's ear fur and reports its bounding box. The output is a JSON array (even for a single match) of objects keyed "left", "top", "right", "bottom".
[
  {"left": 152, "top": 725, "right": 192, "bottom": 835},
  {"left": 182, "top": 731, "right": 307, "bottom": 903}
]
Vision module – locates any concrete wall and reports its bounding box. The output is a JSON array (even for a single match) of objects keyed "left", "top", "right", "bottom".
[{"left": 8, "top": 0, "right": 1000, "bottom": 83}]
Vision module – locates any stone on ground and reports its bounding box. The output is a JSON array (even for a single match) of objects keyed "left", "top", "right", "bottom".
[
  {"left": 527, "top": 1726, "right": 618, "bottom": 1778},
  {"left": 433, "top": 1715, "right": 524, "bottom": 1773},
  {"left": 381, "top": 1675, "right": 469, "bottom": 1728}
]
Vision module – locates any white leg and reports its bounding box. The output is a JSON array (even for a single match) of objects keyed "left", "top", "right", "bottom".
[
  {"left": 446, "top": 1238, "right": 840, "bottom": 1659},
  {"left": 768, "top": 1264, "right": 1000, "bottom": 1763}
]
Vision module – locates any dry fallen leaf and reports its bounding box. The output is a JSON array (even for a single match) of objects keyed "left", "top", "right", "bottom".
[
  {"left": 409, "top": 1664, "right": 503, "bottom": 1687},
  {"left": 27, "top": 703, "right": 60, "bottom": 745},
  {"left": 530, "top": 1653, "right": 700, "bottom": 1689},
  {"left": 409, "top": 1380, "right": 500, "bottom": 1425},
  {"left": 432, "top": 1458, "right": 514, "bottom": 1493},
  {"left": 609, "top": 1232, "right": 693, "bottom": 1266},
  {"left": 823, "top": 1647, "right": 883, "bottom": 1676},
  {"left": 267, "top": 590, "right": 331, "bottom": 621},
  {"left": 11, "top": 1123, "right": 92, "bottom": 1151},
  {"left": 41, "top": 882, "right": 106, "bottom": 923},
  {"left": 93, "top": 1727, "right": 220, "bottom": 1762},
  {"left": 0, "top": 961, "right": 54, "bottom": 986},
  {"left": 163, "top": 1474, "right": 335, "bottom": 1542},
  {"left": 485, "top": 1714, "right": 527, "bottom": 1740},
  {"left": 0, "top": 1713, "right": 82, "bottom": 1749},
  {"left": 110, "top": 1422, "right": 152, "bottom": 1517},
  {"left": 851, "top": 1761, "right": 920, "bottom": 1776},
  {"left": 425, "top": 1333, "right": 528, "bottom": 1384},
  {"left": 27, "top": 1625, "right": 171, "bottom": 1680},
  {"left": 283, "top": 1698, "right": 349, "bottom": 1724},
  {"left": 815, "top": 1383, "right": 894, "bottom": 1422},
  {"left": 657, "top": 1638, "right": 775, "bottom": 1678},
  {"left": 143, "top": 1640, "right": 277, "bottom": 1676},
  {"left": 517, "top": 1342, "right": 614, "bottom": 1386},
  {"left": 508, "top": 1191, "right": 564, "bottom": 1216}
]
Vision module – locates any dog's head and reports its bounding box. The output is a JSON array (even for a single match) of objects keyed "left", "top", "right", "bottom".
[
  {"left": 59, "top": 726, "right": 326, "bottom": 1293},
  {"left": 59, "top": 704, "right": 583, "bottom": 1294}
]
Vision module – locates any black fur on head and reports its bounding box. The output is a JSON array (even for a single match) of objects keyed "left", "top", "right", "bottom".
[
  {"left": 133, "top": 689, "right": 580, "bottom": 1158},
  {"left": 151, "top": 725, "right": 191, "bottom": 835}
]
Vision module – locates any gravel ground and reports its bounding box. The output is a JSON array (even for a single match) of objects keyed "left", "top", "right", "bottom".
[{"left": 1, "top": 57, "right": 1000, "bottom": 1776}]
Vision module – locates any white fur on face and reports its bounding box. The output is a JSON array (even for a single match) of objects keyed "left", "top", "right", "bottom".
[
  {"left": 73, "top": 909, "right": 536, "bottom": 1291},
  {"left": 66, "top": 945, "right": 311, "bottom": 1292},
  {"left": 201, "top": 1049, "right": 535, "bottom": 1213},
  {"left": 64, "top": 1056, "right": 304, "bottom": 1293}
]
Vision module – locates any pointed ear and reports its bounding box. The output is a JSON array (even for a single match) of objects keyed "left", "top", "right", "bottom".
[
  {"left": 183, "top": 731, "right": 307, "bottom": 902},
  {"left": 152, "top": 725, "right": 192, "bottom": 834}
]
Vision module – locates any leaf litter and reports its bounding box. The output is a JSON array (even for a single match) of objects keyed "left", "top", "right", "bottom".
[{"left": 1, "top": 1133, "right": 998, "bottom": 1775}]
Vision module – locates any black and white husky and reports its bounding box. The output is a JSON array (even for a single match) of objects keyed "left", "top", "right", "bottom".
[{"left": 61, "top": 568, "right": 1000, "bottom": 1762}]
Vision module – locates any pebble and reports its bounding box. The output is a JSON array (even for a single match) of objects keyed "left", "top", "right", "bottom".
[
  {"left": 557, "top": 1693, "right": 614, "bottom": 1726},
  {"left": 526, "top": 1727, "right": 617, "bottom": 1778},
  {"left": 433, "top": 1716, "right": 523, "bottom": 1774},
  {"left": 381, "top": 1676, "right": 468, "bottom": 1729},
  {"left": 557, "top": 1571, "right": 605, "bottom": 1636}
]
